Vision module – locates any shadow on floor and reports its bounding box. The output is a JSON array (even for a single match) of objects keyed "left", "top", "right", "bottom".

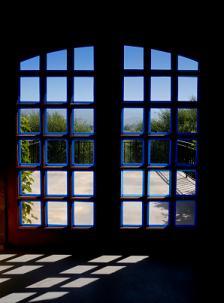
[{"left": 0, "top": 251, "right": 197, "bottom": 303}]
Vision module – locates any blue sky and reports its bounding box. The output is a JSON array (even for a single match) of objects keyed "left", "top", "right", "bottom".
[
  {"left": 74, "top": 47, "right": 94, "bottom": 70},
  {"left": 74, "top": 77, "right": 94, "bottom": 102},
  {"left": 47, "top": 77, "right": 67, "bottom": 101},
  {"left": 20, "top": 46, "right": 198, "bottom": 72},
  {"left": 151, "top": 77, "right": 171, "bottom": 101},
  {"left": 178, "top": 77, "right": 198, "bottom": 101},
  {"left": 47, "top": 50, "right": 67, "bottom": 70},
  {"left": 20, "top": 47, "right": 94, "bottom": 71},
  {"left": 20, "top": 77, "right": 40, "bottom": 101},
  {"left": 151, "top": 49, "right": 171, "bottom": 70},
  {"left": 19, "top": 47, "right": 198, "bottom": 103},
  {"left": 178, "top": 56, "right": 198, "bottom": 70},
  {"left": 20, "top": 56, "right": 40, "bottom": 70},
  {"left": 124, "top": 46, "right": 198, "bottom": 71},
  {"left": 124, "top": 77, "right": 144, "bottom": 101},
  {"left": 124, "top": 46, "right": 144, "bottom": 69}
]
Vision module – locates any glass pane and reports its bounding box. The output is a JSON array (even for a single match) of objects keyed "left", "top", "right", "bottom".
[
  {"left": 178, "top": 109, "right": 197, "bottom": 133},
  {"left": 20, "top": 201, "right": 41, "bottom": 225},
  {"left": 46, "top": 109, "right": 67, "bottom": 133},
  {"left": 46, "top": 140, "right": 67, "bottom": 165},
  {"left": 178, "top": 77, "right": 198, "bottom": 101},
  {"left": 122, "top": 140, "right": 143, "bottom": 165},
  {"left": 74, "top": 77, "right": 94, "bottom": 102},
  {"left": 73, "top": 140, "right": 94, "bottom": 165},
  {"left": 124, "top": 77, "right": 144, "bottom": 101},
  {"left": 176, "top": 170, "right": 196, "bottom": 195},
  {"left": 122, "top": 108, "right": 143, "bottom": 133},
  {"left": 73, "top": 202, "right": 94, "bottom": 226},
  {"left": 19, "top": 140, "right": 40, "bottom": 165},
  {"left": 47, "top": 50, "right": 67, "bottom": 70},
  {"left": 151, "top": 77, "right": 171, "bottom": 101},
  {"left": 178, "top": 56, "right": 198, "bottom": 70},
  {"left": 20, "top": 77, "right": 40, "bottom": 102},
  {"left": 148, "top": 171, "right": 170, "bottom": 196},
  {"left": 148, "top": 202, "right": 169, "bottom": 226},
  {"left": 124, "top": 46, "right": 144, "bottom": 70},
  {"left": 73, "top": 109, "right": 94, "bottom": 134},
  {"left": 73, "top": 171, "right": 94, "bottom": 196},
  {"left": 150, "top": 108, "right": 171, "bottom": 133},
  {"left": 177, "top": 139, "right": 197, "bottom": 165},
  {"left": 74, "top": 47, "right": 94, "bottom": 70},
  {"left": 149, "top": 140, "right": 170, "bottom": 165},
  {"left": 47, "top": 77, "right": 67, "bottom": 102},
  {"left": 20, "top": 56, "right": 40, "bottom": 70},
  {"left": 20, "top": 170, "right": 40, "bottom": 195},
  {"left": 151, "top": 49, "right": 171, "bottom": 70},
  {"left": 121, "top": 170, "right": 143, "bottom": 196},
  {"left": 47, "top": 201, "right": 67, "bottom": 226},
  {"left": 122, "top": 202, "right": 142, "bottom": 226},
  {"left": 46, "top": 171, "right": 67, "bottom": 195},
  {"left": 19, "top": 109, "right": 40, "bottom": 133},
  {"left": 176, "top": 201, "right": 195, "bottom": 225}
]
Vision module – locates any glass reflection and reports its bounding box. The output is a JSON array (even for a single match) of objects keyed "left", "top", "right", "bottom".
[{"left": 176, "top": 201, "right": 195, "bottom": 225}]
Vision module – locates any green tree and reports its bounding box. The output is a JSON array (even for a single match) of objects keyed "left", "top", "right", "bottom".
[
  {"left": 20, "top": 116, "right": 37, "bottom": 224},
  {"left": 151, "top": 110, "right": 170, "bottom": 133}
]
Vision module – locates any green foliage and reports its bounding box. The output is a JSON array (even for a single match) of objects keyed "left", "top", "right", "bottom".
[
  {"left": 124, "top": 121, "right": 143, "bottom": 133},
  {"left": 178, "top": 109, "right": 197, "bottom": 133},
  {"left": 20, "top": 116, "right": 37, "bottom": 224},
  {"left": 47, "top": 112, "right": 67, "bottom": 132},
  {"left": 74, "top": 119, "right": 93, "bottom": 133},
  {"left": 124, "top": 141, "right": 142, "bottom": 163},
  {"left": 21, "top": 113, "right": 39, "bottom": 132},
  {"left": 151, "top": 110, "right": 170, "bottom": 132},
  {"left": 48, "top": 140, "right": 67, "bottom": 163},
  {"left": 75, "top": 141, "right": 93, "bottom": 164}
]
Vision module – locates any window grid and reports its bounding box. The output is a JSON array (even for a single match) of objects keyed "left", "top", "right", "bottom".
[
  {"left": 121, "top": 46, "right": 199, "bottom": 229},
  {"left": 17, "top": 48, "right": 96, "bottom": 229}
]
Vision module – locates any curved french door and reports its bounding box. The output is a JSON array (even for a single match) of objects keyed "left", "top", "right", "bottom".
[{"left": 8, "top": 41, "right": 200, "bottom": 247}]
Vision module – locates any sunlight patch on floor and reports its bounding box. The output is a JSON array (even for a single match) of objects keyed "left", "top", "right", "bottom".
[
  {"left": 7, "top": 255, "right": 43, "bottom": 263},
  {"left": 0, "top": 255, "right": 16, "bottom": 261},
  {"left": 36, "top": 255, "right": 71, "bottom": 263},
  {"left": 3, "top": 265, "right": 43, "bottom": 275},
  {"left": 0, "top": 278, "right": 10, "bottom": 284},
  {"left": 27, "top": 277, "right": 69, "bottom": 288},
  {"left": 117, "top": 255, "right": 149, "bottom": 263},
  {"left": 61, "top": 277, "right": 99, "bottom": 288},
  {"left": 0, "top": 292, "right": 36, "bottom": 303},
  {"left": 91, "top": 265, "right": 126, "bottom": 275},
  {"left": 88, "top": 255, "right": 122, "bottom": 263},
  {"left": 60, "top": 265, "right": 97, "bottom": 274},
  {"left": 29, "top": 292, "right": 68, "bottom": 302},
  {"left": 0, "top": 266, "right": 13, "bottom": 273}
]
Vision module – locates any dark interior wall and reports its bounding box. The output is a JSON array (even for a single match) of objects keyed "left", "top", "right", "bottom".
[{"left": 0, "top": 26, "right": 210, "bottom": 255}]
